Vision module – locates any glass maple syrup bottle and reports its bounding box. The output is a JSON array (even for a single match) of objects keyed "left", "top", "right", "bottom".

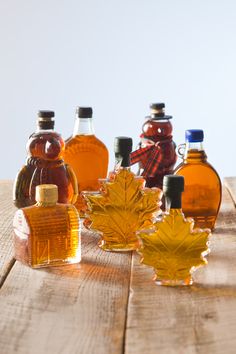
[
  {"left": 83, "top": 137, "right": 162, "bottom": 252},
  {"left": 174, "top": 129, "right": 222, "bottom": 230},
  {"left": 13, "top": 184, "right": 81, "bottom": 268},
  {"left": 64, "top": 107, "right": 109, "bottom": 213},
  {"left": 130, "top": 103, "right": 177, "bottom": 189},
  {"left": 13, "top": 111, "right": 78, "bottom": 208},
  {"left": 138, "top": 175, "right": 210, "bottom": 286}
]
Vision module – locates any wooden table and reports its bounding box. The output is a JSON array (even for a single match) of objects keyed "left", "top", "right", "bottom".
[{"left": 0, "top": 178, "right": 236, "bottom": 354}]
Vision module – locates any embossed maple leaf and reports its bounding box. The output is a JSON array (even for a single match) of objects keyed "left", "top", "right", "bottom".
[
  {"left": 83, "top": 169, "right": 162, "bottom": 250},
  {"left": 138, "top": 209, "right": 211, "bottom": 285}
]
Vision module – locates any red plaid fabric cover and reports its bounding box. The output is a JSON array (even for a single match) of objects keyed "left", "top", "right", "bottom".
[{"left": 130, "top": 136, "right": 173, "bottom": 178}]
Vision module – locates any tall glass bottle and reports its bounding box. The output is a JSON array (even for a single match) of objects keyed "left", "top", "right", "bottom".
[
  {"left": 174, "top": 129, "right": 222, "bottom": 230},
  {"left": 13, "top": 184, "right": 81, "bottom": 268},
  {"left": 64, "top": 107, "right": 109, "bottom": 213},
  {"left": 138, "top": 175, "right": 211, "bottom": 286},
  {"left": 130, "top": 103, "right": 177, "bottom": 189},
  {"left": 13, "top": 111, "right": 78, "bottom": 208}
]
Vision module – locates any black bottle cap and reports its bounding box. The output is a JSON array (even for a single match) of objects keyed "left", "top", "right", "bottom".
[
  {"left": 76, "top": 107, "right": 93, "bottom": 118},
  {"left": 37, "top": 110, "right": 55, "bottom": 129},
  {"left": 148, "top": 102, "right": 172, "bottom": 120},
  {"left": 150, "top": 103, "right": 165, "bottom": 110},
  {"left": 114, "top": 137, "right": 133, "bottom": 155},
  {"left": 163, "top": 175, "right": 184, "bottom": 194},
  {"left": 114, "top": 137, "right": 133, "bottom": 167},
  {"left": 38, "top": 110, "right": 55, "bottom": 118}
]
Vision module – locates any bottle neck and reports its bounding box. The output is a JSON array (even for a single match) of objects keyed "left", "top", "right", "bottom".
[
  {"left": 184, "top": 141, "right": 207, "bottom": 163},
  {"left": 73, "top": 118, "right": 95, "bottom": 136},
  {"left": 165, "top": 192, "right": 182, "bottom": 212},
  {"left": 36, "top": 127, "right": 54, "bottom": 133},
  {"left": 114, "top": 153, "right": 131, "bottom": 170}
]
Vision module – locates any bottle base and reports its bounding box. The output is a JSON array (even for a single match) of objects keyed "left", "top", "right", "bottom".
[
  {"left": 99, "top": 241, "right": 138, "bottom": 252},
  {"left": 30, "top": 256, "right": 81, "bottom": 268},
  {"left": 154, "top": 276, "right": 193, "bottom": 286},
  {"left": 185, "top": 214, "right": 216, "bottom": 230}
]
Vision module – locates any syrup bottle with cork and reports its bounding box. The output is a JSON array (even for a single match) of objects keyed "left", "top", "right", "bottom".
[
  {"left": 138, "top": 175, "right": 211, "bottom": 286},
  {"left": 13, "top": 110, "right": 78, "bottom": 208},
  {"left": 83, "top": 137, "right": 162, "bottom": 252},
  {"left": 64, "top": 107, "right": 109, "bottom": 214},
  {"left": 174, "top": 129, "right": 222, "bottom": 230},
  {"left": 130, "top": 103, "right": 177, "bottom": 189},
  {"left": 13, "top": 184, "right": 81, "bottom": 268}
]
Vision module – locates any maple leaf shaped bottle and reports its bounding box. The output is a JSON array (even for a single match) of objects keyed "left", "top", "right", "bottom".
[
  {"left": 63, "top": 107, "right": 109, "bottom": 214},
  {"left": 13, "top": 111, "right": 78, "bottom": 208},
  {"left": 174, "top": 129, "right": 222, "bottom": 230},
  {"left": 13, "top": 184, "right": 81, "bottom": 268},
  {"left": 138, "top": 175, "right": 211, "bottom": 286},
  {"left": 83, "top": 137, "right": 162, "bottom": 252}
]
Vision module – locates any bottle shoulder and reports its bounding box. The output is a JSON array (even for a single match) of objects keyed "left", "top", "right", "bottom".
[
  {"left": 65, "top": 134, "right": 108, "bottom": 154},
  {"left": 174, "top": 160, "right": 221, "bottom": 182},
  {"left": 14, "top": 203, "right": 79, "bottom": 229}
]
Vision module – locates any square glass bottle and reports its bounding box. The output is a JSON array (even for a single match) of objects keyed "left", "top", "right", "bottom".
[{"left": 13, "top": 184, "right": 81, "bottom": 268}]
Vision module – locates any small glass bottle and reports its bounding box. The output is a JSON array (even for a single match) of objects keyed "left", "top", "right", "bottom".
[
  {"left": 64, "top": 107, "right": 109, "bottom": 214},
  {"left": 138, "top": 175, "right": 211, "bottom": 286},
  {"left": 13, "top": 184, "right": 81, "bottom": 268},
  {"left": 130, "top": 103, "right": 177, "bottom": 189},
  {"left": 83, "top": 137, "right": 162, "bottom": 252},
  {"left": 13, "top": 110, "right": 78, "bottom": 208},
  {"left": 174, "top": 129, "right": 222, "bottom": 230}
]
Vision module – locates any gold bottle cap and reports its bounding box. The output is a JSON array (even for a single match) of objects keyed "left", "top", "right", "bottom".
[{"left": 35, "top": 184, "right": 58, "bottom": 204}]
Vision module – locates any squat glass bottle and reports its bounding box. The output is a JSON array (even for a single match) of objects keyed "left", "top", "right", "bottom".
[{"left": 13, "top": 184, "right": 81, "bottom": 268}]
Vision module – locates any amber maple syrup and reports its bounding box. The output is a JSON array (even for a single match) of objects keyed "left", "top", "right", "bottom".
[
  {"left": 64, "top": 107, "right": 108, "bottom": 213},
  {"left": 174, "top": 130, "right": 222, "bottom": 230}
]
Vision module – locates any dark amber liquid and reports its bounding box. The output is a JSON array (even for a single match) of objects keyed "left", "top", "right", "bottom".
[
  {"left": 174, "top": 150, "right": 222, "bottom": 230},
  {"left": 138, "top": 119, "right": 177, "bottom": 189},
  {"left": 64, "top": 135, "right": 108, "bottom": 212},
  {"left": 14, "top": 131, "right": 77, "bottom": 208}
]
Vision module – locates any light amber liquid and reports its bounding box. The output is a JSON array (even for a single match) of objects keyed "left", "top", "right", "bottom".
[
  {"left": 64, "top": 135, "right": 109, "bottom": 212},
  {"left": 174, "top": 150, "right": 222, "bottom": 230},
  {"left": 138, "top": 209, "right": 210, "bottom": 286},
  {"left": 14, "top": 204, "right": 80, "bottom": 268}
]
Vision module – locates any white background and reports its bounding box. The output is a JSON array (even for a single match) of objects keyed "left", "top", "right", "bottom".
[{"left": 0, "top": 0, "right": 235, "bottom": 179}]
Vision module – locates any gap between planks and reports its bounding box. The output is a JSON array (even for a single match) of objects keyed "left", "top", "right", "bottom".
[
  {"left": 124, "top": 185, "right": 236, "bottom": 354},
  {"left": 224, "top": 177, "right": 236, "bottom": 208}
]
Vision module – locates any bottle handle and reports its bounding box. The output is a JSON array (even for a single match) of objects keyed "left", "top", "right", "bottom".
[
  {"left": 66, "top": 164, "right": 79, "bottom": 204},
  {"left": 177, "top": 143, "right": 186, "bottom": 158}
]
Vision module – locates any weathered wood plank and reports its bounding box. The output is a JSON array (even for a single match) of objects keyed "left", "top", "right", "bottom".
[
  {"left": 0, "top": 230, "right": 132, "bottom": 354},
  {"left": 125, "top": 186, "right": 236, "bottom": 354},
  {"left": 0, "top": 181, "right": 132, "bottom": 354},
  {"left": 225, "top": 177, "right": 236, "bottom": 206},
  {"left": 0, "top": 181, "right": 16, "bottom": 287}
]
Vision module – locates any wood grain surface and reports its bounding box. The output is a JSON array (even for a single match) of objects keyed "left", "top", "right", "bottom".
[
  {"left": 0, "top": 182, "right": 132, "bottom": 354},
  {"left": 125, "top": 186, "right": 236, "bottom": 354},
  {"left": 0, "top": 180, "right": 236, "bottom": 354},
  {"left": 0, "top": 181, "right": 15, "bottom": 287},
  {"left": 225, "top": 177, "right": 236, "bottom": 207}
]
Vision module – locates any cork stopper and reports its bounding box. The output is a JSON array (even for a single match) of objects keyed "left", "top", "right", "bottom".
[{"left": 35, "top": 184, "right": 58, "bottom": 205}]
